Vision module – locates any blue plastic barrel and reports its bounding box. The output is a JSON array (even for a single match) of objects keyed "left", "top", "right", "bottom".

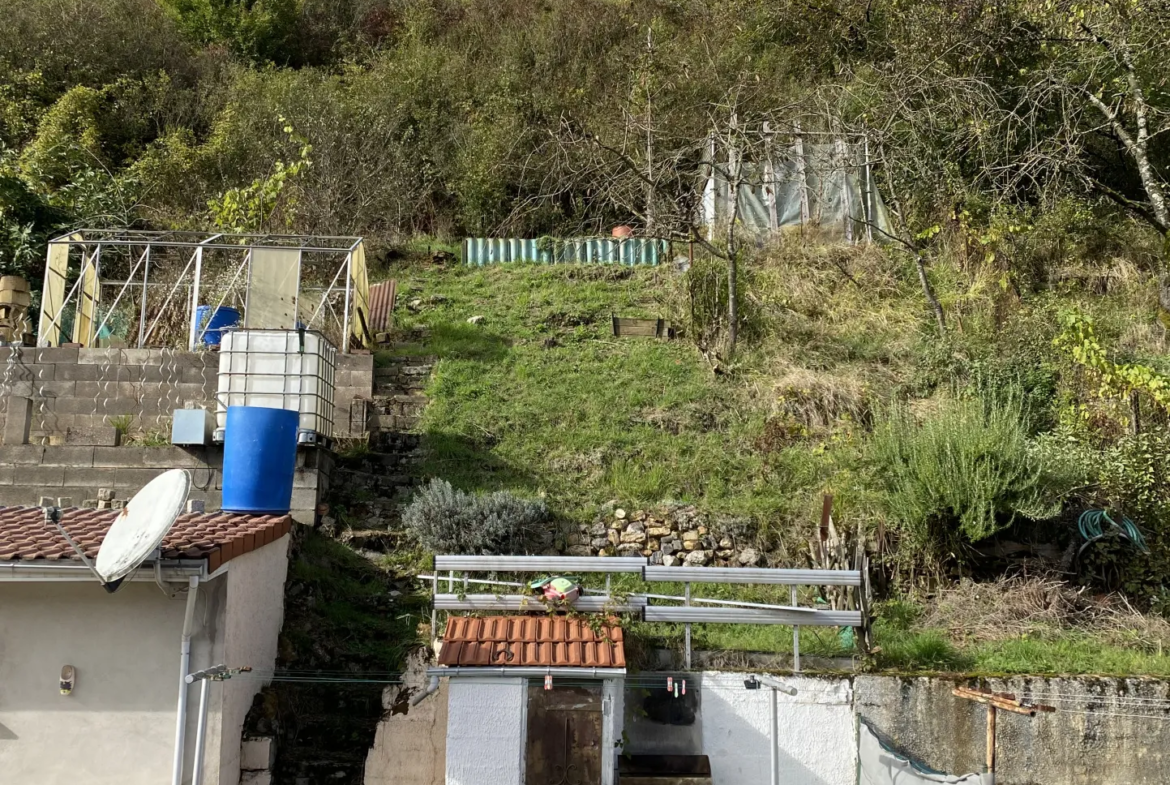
[
  {"left": 195, "top": 305, "right": 240, "bottom": 346},
  {"left": 221, "top": 406, "right": 299, "bottom": 515}
]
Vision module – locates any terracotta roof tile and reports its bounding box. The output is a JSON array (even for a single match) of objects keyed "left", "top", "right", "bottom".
[
  {"left": 0, "top": 506, "right": 293, "bottom": 570},
  {"left": 439, "top": 615, "right": 625, "bottom": 668}
]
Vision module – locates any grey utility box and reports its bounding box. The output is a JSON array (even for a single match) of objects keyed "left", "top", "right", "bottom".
[{"left": 171, "top": 409, "right": 215, "bottom": 446}]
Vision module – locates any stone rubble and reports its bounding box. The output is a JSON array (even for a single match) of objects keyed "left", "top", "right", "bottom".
[{"left": 572, "top": 502, "right": 762, "bottom": 567}]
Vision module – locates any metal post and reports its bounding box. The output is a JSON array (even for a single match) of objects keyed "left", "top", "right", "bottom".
[
  {"left": 791, "top": 585, "right": 800, "bottom": 672},
  {"left": 188, "top": 246, "right": 203, "bottom": 351},
  {"left": 190, "top": 677, "right": 211, "bottom": 785},
  {"left": 794, "top": 123, "right": 810, "bottom": 228},
  {"left": 863, "top": 134, "right": 874, "bottom": 243},
  {"left": 684, "top": 582, "right": 692, "bottom": 670},
  {"left": 137, "top": 245, "right": 151, "bottom": 348},
  {"left": 769, "top": 684, "right": 779, "bottom": 785},
  {"left": 341, "top": 251, "right": 353, "bottom": 353}
]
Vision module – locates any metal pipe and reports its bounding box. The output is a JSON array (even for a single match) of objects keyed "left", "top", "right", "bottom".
[
  {"left": 171, "top": 576, "right": 200, "bottom": 785},
  {"left": 0, "top": 560, "right": 204, "bottom": 582},
  {"left": 190, "top": 677, "right": 211, "bottom": 785},
  {"left": 791, "top": 585, "right": 800, "bottom": 673},
  {"left": 770, "top": 686, "right": 779, "bottom": 785},
  {"left": 341, "top": 251, "right": 352, "bottom": 353},
  {"left": 137, "top": 246, "right": 150, "bottom": 348},
  {"left": 411, "top": 675, "right": 441, "bottom": 706}
]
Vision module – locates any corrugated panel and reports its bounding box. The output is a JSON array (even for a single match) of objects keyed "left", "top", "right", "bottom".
[
  {"left": 462, "top": 237, "right": 669, "bottom": 266},
  {"left": 367, "top": 279, "right": 397, "bottom": 333}
]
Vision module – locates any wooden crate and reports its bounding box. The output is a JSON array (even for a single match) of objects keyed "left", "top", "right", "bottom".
[{"left": 611, "top": 315, "right": 672, "bottom": 339}]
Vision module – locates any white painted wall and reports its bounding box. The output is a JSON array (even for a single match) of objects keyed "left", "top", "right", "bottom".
[
  {"left": 214, "top": 534, "right": 291, "bottom": 785},
  {"left": 445, "top": 678, "right": 526, "bottom": 785},
  {"left": 0, "top": 579, "right": 224, "bottom": 785},
  {"left": 0, "top": 535, "right": 289, "bottom": 785},
  {"left": 699, "top": 673, "right": 856, "bottom": 785}
]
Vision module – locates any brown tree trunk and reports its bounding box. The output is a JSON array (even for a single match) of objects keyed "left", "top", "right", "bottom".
[{"left": 915, "top": 253, "right": 946, "bottom": 332}]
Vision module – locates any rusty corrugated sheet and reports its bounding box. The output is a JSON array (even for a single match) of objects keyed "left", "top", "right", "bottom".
[
  {"left": 367, "top": 279, "right": 397, "bottom": 334},
  {"left": 439, "top": 615, "right": 625, "bottom": 667}
]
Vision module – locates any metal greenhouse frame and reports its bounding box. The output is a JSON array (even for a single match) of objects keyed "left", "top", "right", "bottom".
[{"left": 38, "top": 230, "right": 373, "bottom": 352}]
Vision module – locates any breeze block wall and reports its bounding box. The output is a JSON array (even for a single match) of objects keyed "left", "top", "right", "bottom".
[{"left": 0, "top": 346, "right": 374, "bottom": 444}]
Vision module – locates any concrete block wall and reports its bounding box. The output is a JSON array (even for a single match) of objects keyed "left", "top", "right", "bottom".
[
  {"left": 0, "top": 444, "right": 332, "bottom": 523},
  {"left": 0, "top": 347, "right": 374, "bottom": 443}
]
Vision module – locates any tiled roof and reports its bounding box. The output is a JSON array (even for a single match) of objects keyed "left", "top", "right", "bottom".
[
  {"left": 0, "top": 506, "right": 292, "bottom": 573},
  {"left": 439, "top": 615, "right": 626, "bottom": 668}
]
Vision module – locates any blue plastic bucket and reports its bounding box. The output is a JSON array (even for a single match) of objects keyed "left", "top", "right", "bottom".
[
  {"left": 195, "top": 305, "right": 240, "bottom": 346},
  {"left": 221, "top": 406, "right": 299, "bottom": 515}
]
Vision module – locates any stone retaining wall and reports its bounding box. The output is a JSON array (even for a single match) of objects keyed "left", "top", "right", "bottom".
[{"left": 567, "top": 503, "right": 761, "bottom": 567}]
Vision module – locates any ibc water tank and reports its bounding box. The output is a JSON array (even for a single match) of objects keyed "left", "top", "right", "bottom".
[{"left": 221, "top": 406, "right": 298, "bottom": 514}]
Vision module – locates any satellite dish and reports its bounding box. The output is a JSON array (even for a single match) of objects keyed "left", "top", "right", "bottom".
[{"left": 94, "top": 469, "right": 191, "bottom": 593}]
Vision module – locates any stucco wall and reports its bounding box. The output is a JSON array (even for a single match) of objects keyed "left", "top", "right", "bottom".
[
  {"left": 0, "top": 578, "right": 226, "bottom": 785},
  {"left": 699, "top": 673, "right": 856, "bottom": 785},
  {"left": 213, "top": 533, "right": 291, "bottom": 785},
  {"left": 445, "top": 678, "right": 526, "bottom": 785},
  {"left": 855, "top": 674, "right": 1170, "bottom": 785}
]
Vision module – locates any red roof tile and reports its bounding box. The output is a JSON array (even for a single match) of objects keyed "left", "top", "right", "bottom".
[
  {"left": 439, "top": 615, "right": 625, "bottom": 668},
  {"left": 0, "top": 506, "right": 293, "bottom": 570}
]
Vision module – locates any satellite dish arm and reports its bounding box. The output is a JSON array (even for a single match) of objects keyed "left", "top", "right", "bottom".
[{"left": 44, "top": 507, "right": 105, "bottom": 583}]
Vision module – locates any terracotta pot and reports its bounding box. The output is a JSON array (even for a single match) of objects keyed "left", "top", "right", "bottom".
[{"left": 611, "top": 225, "right": 634, "bottom": 238}]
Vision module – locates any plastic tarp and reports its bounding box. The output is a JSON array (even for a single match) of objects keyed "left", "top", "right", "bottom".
[
  {"left": 701, "top": 140, "right": 894, "bottom": 242},
  {"left": 859, "top": 722, "right": 992, "bottom": 785}
]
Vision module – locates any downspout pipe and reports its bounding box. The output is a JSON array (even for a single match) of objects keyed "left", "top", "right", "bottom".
[
  {"left": 171, "top": 575, "right": 200, "bottom": 785},
  {"left": 410, "top": 675, "right": 441, "bottom": 706}
]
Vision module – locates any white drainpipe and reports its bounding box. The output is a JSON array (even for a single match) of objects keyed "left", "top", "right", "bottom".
[{"left": 171, "top": 576, "right": 200, "bottom": 785}]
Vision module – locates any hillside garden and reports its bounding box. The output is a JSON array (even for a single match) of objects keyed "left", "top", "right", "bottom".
[{"left": 4, "top": 0, "right": 1170, "bottom": 674}]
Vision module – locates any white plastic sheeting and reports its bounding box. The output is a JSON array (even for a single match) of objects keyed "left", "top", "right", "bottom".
[
  {"left": 701, "top": 138, "right": 894, "bottom": 242},
  {"left": 859, "top": 722, "right": 993, "bottom": 785}
]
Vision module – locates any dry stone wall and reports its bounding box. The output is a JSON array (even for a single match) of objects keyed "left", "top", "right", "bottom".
[{"left": 568, "top": 503, "right": 761, "bottom": 567}]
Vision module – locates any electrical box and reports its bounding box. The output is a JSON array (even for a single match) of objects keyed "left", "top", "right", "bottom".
[{"left": 171, "top": 409, "right": 215, "bottom": 446}]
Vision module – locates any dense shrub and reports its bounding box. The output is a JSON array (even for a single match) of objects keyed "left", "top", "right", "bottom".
[
  {"left": 403, "top": 478, "right": 548, "bottom": 554},
  {"left": 868, "top": 394, "right": 1062, "bottom": 563}
]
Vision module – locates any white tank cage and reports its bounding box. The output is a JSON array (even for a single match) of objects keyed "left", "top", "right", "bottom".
[
  {"left": 215, "top": 329, "right": 338, "bottom": 444},
  {"left": 36, "top": 230, "right": 375, "bottom": 352}
]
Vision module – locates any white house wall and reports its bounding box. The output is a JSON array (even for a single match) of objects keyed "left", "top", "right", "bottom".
[
  {"left": 0, "top": 579, "right": 227, "bottom": 785},
  {"left": 214, "top": 534, "right": 291, "bottom": 785},
  {"left": 445, "top": 678, "right": 526, "bottom": 785},
  {"left": 699, "top": 673, "right": 856, "bottom": 785}
]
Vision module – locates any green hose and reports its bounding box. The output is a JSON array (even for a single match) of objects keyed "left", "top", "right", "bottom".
[{"left": 1078, "top": 509, "right": 1149, "bottom": 554}]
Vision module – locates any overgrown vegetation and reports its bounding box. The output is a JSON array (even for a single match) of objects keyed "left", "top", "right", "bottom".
[
  {"left": 8, "top": 0, "right": 1170, "bottom": 675},
  {"left": 402, "top": 477, "right": 548, "bottom": 554}
]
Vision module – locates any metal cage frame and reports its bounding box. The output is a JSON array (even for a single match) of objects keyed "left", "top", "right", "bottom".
[{"left": 38, "top": 230, "right": 369, "bottom": 353}]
